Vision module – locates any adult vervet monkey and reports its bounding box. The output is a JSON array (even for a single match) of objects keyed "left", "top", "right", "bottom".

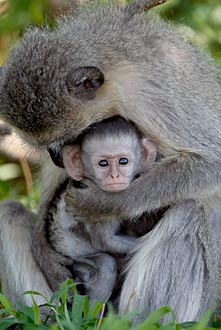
[{"left": 0, "top": 0, "right": 221, "bottom": 323}]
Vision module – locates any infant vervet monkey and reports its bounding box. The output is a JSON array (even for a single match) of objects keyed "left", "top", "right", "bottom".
[{"left": 38, "top": 117, "right": 157, "bottom": 301}]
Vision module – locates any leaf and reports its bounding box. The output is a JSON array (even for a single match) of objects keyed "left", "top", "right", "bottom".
[
  {"left": 31, "top": 296, "right": 42, "bottom": 325},
  {"left": 160, "top": 320, "right": 176, "bottom": 330},
  {"left": 100, "top": 309, "right": 130, "bottom": 330},
  {"left": 14, "top": 304, "right": 34, "bottom": 321},
  {"left": 23, "top": 290, "right": 49, "bottom": 303},
  {"left": 22, "top": 323, "right": 48, "bottom": 330},
  {"left": 0, "top": 317, "right": 17, "bottom": 330},
  {"left": 136, "top": 307, "right": 176, "bottom": 330},
  {"left": 88, "top": 299, "right": 103, "bottom": 318},
  {"left": 0, "top": 293, "right": 14, "bottom": 315},
  {"left": 180, "top": 322, "right": 198, "bottom": 329},
  {"left": 0, "top": 308, "right": 11, "bottom": 315},
  {"left": 189, "top": 310, "right": 213, "bottom": 330},
  {"left": 50, "top": 290, "right": 61, "bottom": 303},
  {"left": 72, "top": 294, "right": 89, "bottom": 323}
]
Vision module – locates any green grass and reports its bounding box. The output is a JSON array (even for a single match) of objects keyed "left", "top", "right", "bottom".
[{"left": 0, "top": 279, "right": 220, "bottom": 330}]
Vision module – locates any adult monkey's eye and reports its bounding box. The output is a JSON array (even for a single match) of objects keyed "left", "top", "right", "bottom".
[
  {"left": 98, "top": 160, "right": 109, "bottom": 167},
  {"left": 119, "top": 158, "right": 129, "bottom": 165}
]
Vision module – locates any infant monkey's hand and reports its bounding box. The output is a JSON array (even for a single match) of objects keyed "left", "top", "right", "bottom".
[{"left": 65, "top": 178, "right": 114, "bottom": 212}]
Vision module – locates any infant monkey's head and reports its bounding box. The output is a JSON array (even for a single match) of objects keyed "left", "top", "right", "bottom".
[{"left": 63, "top": 117, "right": 157, "bottom": 192}]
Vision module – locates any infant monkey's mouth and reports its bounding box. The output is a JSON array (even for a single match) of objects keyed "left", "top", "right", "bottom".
[{"left": 102, "top": 183, "right": 129, "bottom": 192}]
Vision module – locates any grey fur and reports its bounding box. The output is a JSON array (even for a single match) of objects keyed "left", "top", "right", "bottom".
[
  {"left": 35, "top": 178, "right": 136, "bottom": 300},
  {"left": 33, "top": 118, "right": 146, "bottom": 298},
  {"left": 119, "top": 200, "right": 220, "bottom": 321},
  {"left": 0, "top": 0, "right": 221, "bottom": 323},
  {"left": 0, "top": 200, "right": 53, "bottom": 306}
]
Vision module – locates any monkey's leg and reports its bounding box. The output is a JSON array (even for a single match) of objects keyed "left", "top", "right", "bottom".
[
  {"left": 74, "top": 253, "right": 117, "bottom": 302},
  {"left": 119, "top": 200, "right": 219, "bottom": 323},
  {"left": 32, "top": 227, "right": 74, "bottom": 293},
  {"left": 0, "top": 200, "right": 53, "bottom": 306}
]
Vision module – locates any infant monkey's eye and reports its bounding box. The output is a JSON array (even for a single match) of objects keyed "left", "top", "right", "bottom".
[
  {"left": 119, "top": 158, "right": 129, "bottom": 165},
  {"left": 98, "top": 160, "right": 109, "bottom": 167}
]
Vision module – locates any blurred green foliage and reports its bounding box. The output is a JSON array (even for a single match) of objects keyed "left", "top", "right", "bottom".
[
  {"left": 0, "top": 172, "right": 39, "bottom": 210},
  {"left": 158, "top": 0, "right": 221, "bottom": 67},
  {"left": 0, "top": 0, "right": 48, "bottom": 33}
]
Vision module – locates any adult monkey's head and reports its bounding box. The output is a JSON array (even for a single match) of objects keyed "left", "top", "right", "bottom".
[
  {"left": 0, "top": 0, "right": 217, "bottom": 166},
  {"left": 0, "top": 0, "right": 168, "bottom": 148}
]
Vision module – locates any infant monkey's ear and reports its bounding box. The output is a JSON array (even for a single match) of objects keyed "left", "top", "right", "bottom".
[
  {"left": 141, "top": 138, "right": 157, "bottom": 167},
  {"left": 63, "top": 145, "right": 84, "bottom": 181},
  {"left": 66, "top": 66, "right": 105, "bottom": 101}
]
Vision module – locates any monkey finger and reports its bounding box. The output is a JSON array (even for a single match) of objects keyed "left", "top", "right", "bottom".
[
  {"left": 74, "top": 256, "right": 98, "bottom": 269},
  {"left": 54, "top": 253, "right": 74, "bottom": 267}
]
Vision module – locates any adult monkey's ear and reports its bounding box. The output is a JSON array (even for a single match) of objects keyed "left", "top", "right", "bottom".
[{"left": 66, "top": 66, "right": 105, "bottom": 101}]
